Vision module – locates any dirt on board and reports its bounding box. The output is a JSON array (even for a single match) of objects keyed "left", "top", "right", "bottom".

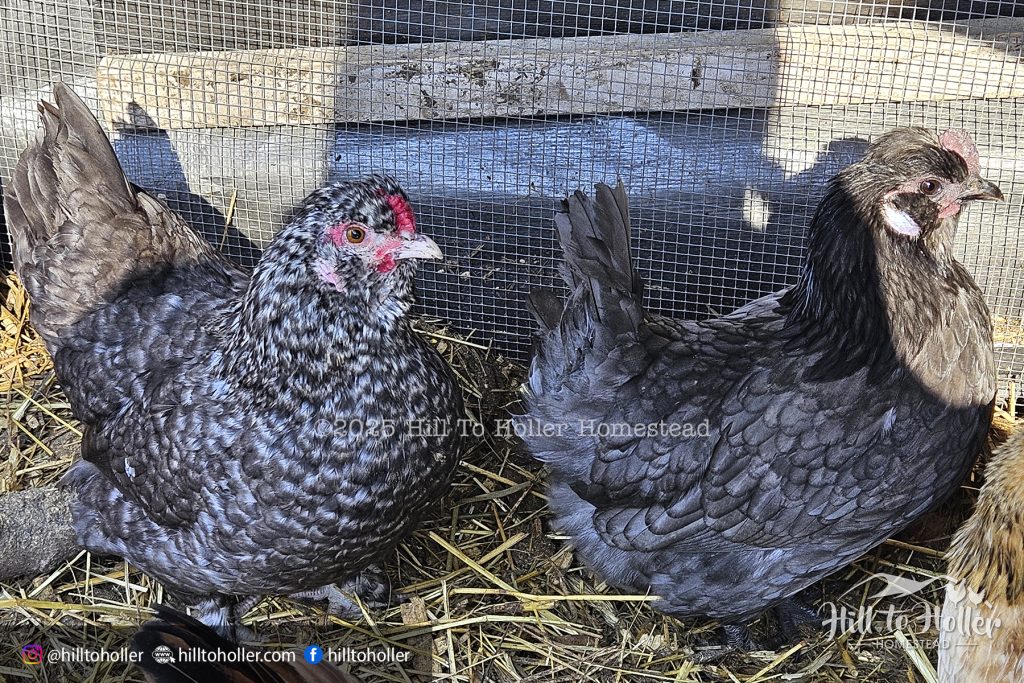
[{"left": 0, "top": 270, "right": 1020, "bottom": 683}]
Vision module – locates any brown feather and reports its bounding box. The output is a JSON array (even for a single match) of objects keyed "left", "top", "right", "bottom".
[{"left": 941, "top": 427, "right": 1024, "bottom": 682}]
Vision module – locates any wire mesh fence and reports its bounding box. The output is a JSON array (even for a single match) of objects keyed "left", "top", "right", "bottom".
[{"left": 1, "top": 0, "right": 1022, "bottom": 390}]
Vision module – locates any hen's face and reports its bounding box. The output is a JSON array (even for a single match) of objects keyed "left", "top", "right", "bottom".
[
  {"left": 862, "top": 128, "right": 1003, "bottom": 241},
  {"left": 302, "top": 175, "right": 442, "bottom": 295}
]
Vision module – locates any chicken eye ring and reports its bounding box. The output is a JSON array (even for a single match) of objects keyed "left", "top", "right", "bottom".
[{"left": 346, "top": 226, "right": 367, "bottom": 244}]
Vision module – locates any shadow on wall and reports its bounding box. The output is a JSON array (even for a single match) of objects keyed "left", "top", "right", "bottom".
[
  {"left": 631, "top": 135, "right": 869, "bottom": 319},
  {"left": 111, "top": 112, "right": 259, "bottom": 267}
]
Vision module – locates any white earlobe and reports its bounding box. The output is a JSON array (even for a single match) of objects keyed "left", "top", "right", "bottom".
[{"left": 883, "top": 204, "right": 921, "bottom": 237}]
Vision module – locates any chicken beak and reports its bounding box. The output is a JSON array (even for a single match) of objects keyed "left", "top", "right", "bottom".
[
  {"left": 395, "top": 234, "right": 444, "bottom": 261},
  {"left": 959, "top": 176, "right": 1004, "bottom": 202}
]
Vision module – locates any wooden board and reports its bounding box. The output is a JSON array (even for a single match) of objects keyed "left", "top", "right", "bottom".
[{"left": 96, "top": 18, "right": 1024, "bottom": 129}]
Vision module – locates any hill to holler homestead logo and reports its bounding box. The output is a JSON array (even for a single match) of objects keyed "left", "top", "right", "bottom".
[{"left": 820, "top": 572, "right": 1000, "bottom": 642}]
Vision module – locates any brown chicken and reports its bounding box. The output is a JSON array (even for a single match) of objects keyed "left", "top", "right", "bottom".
[{"left": 940, "top": 426, "right": 1024, "bottom": 682}]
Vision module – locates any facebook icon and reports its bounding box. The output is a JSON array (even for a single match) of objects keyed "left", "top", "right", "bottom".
[{"left": 304, "top": 645, "right": 324, "bottom": 664}]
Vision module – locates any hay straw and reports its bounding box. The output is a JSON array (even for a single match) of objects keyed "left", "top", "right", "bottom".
[
  {"left": 219, "top": 190, "right": 239, "bottom": 251},
  {"left": 0, "top": 273, "right": 51, "bottom": 393}
]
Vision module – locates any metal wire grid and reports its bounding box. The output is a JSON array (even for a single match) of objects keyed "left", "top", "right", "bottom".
[{"left": 1, "top": 1, "right": 1022, "bottom": 386}]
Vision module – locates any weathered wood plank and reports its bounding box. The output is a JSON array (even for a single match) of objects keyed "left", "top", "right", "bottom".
[{"left": 95, "top": 18, "right": 1024, "bottom": 129}]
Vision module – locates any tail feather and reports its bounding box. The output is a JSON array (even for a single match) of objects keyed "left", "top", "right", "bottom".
[
  {"left": 3, "top": 82, "right": 221, "bottom": 348},
  {"left": 526, "top": 182, "right": 644, "bottom": 390},
  {"left": 8, "top": 85, "right": 135, "bottom": 271},
  {"left": 132, "top": 606, "right": 363, "bottom": 683},
  {"left": 525, "top": 289, "right": 563, "bottom": 333},
  {"left": 554, "top": 182, "right": 638, "bottom": 302}
]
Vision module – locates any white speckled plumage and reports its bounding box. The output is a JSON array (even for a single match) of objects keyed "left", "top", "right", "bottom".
[{"left": 3, "top": 84, "right": 463, "bottom": 632}]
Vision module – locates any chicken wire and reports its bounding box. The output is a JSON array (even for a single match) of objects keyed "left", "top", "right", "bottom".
[{"left": 1, "top": 0, "right": 1022, "bottom": 394}]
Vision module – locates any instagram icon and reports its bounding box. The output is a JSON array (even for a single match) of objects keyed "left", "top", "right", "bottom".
[{"left": 21, "top": 644, "right": 44, "bottom": 665}]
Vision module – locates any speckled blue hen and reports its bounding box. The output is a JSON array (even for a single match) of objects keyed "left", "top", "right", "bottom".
[{"left": 3, "top": 83, "right": 463, "bottom": 636}]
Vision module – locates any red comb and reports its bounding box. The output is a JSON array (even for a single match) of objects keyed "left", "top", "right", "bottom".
[
  {"left": 939, "top": 129, "right": 980, "bottom": 174},
  {"left": 384, "top": 194, "right": 416, "bottom": 236}
]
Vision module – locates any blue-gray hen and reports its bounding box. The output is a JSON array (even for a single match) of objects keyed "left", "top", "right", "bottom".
[
  {"left": 4, "top": 83, "right": 463, "bottom": 635},
  {"left": 519, "top": 128, "right": 1001, "bottom": 641}
]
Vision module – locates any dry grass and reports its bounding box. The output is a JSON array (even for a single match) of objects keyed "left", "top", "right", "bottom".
[
  {"left": 0, "top": 269, "right": 1020, "bottom": 683},
  {"left": 994, "top": 314, "right": 1024, "bottom": 347}
]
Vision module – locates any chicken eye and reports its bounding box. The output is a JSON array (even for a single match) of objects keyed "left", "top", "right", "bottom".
[
  {"left": 346, "top": 226, "right": 367, "bottom": 244},
  {"left": 919, "top": 179, "right": 940, "bottom": 195}
]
